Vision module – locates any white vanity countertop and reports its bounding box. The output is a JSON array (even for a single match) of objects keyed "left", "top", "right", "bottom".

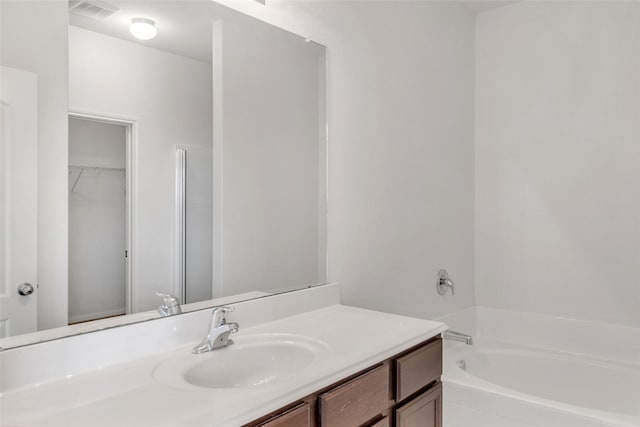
[{"left": 0, "top": 304, "right": 446, "bottom": 427}]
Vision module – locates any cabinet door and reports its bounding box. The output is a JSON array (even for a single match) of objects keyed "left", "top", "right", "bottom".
[
  {"left": 395, "top": 338, "right": 442, "bottom": 402},
  {"left": 395, "top": 383, "right": 442, "bottom": 427},
  {"left": 259, "top": 403, "right": 311, "bottom": 427}
]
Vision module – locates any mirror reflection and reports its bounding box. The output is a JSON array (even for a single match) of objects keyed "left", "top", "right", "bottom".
[{"left": 0, "top": 0, "right": 327, "bottom": 347}]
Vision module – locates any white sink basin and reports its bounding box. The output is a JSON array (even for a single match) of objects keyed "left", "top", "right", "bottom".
[{"left": 153, "top": 333, "right": 329, "bottom": 389}]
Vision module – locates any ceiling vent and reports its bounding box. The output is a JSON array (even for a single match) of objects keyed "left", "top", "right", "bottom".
[{"left": 69, "top": 0, "right": 120, "bottom": 21}]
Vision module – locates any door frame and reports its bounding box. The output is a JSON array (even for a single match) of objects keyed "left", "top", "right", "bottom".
[{"left": 68, "top": 109, "right": 138, "bottom": 315}]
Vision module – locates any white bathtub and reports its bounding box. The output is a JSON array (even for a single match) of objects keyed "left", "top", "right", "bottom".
[{"left": 439, "top": 307, "right": 640, "bottom": 427}]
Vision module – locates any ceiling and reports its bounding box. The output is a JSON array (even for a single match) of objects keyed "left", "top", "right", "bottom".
[
  {"left": 69, "top": 0, "right": 221, "bottom": 63},
  {"left": 69, "top": 0, "right": 521, "bottom": 63}
]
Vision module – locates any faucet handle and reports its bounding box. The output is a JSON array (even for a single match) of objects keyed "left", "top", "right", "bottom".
[
  {"left": 211, "top": 306, "right": 234, "bottom": 326},
  {"left": 437, "top": 269, "right": 455, "bottom": 295}
]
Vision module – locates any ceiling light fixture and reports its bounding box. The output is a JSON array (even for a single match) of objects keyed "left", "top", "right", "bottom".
[{"left": 129, "top": 17, "right": 157, "bottom": 40}]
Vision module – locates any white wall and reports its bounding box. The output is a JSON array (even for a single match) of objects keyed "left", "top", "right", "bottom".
[
  {"left": 68, "top": 118, "right": 126, "bottom": 169},
  {"left": 69, "top": 26, "right": 213, "bottom": 312},
  {"left": 68, "top": 119, "right": 126, "bottom": 323},
  {"left": 475, "top": 2, "right": 640, "bottom": 327},
  {"left": 184, "top": 145, "right": 213, "bottom": 304},
  {"left": 215, "top": 0, "right": 477, "bottom": 320},
  {"left": 3, "top": 0, "right": 476, "bottom": 328},
  {"left": 213, "top": 15, "right": 326, "bottom": 297},
  {"left": 1, "top": 1, "right": 69, "bottom": 330}
]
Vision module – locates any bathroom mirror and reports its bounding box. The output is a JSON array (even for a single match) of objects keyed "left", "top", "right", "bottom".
[{"left": 0, "top": 0, "right": 327, "bottom": 348}]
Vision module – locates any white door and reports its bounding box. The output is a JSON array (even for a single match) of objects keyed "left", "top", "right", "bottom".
[{"left": 0, "top": 66, "right": 38, "bottom": 338}]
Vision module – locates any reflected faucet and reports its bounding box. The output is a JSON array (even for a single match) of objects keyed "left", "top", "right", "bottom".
[
  {"left": 192, "top": 306, "right": 239, "bottom": 354},
  {"left": 156, "top": 292, "right": 182, "bottom": 317}
]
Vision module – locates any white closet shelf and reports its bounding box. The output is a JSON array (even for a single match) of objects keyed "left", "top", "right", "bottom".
[{"left": 69, "top": 165, "right": 126, "bottom": 193}]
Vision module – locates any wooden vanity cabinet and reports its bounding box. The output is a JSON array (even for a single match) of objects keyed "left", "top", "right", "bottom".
[
  {"left": 393, "top": 337, "right": 443, "bottom": 427},
  {"left": 318, "top": 364, "right": 392, "bottom": 427},
  {"left": 395, "top": 383, "right": 442, "bottom": 427},
  {"left": 368, "top": 417, "right": 390, "bottom": 427},
  {"left": 395, "top": 338, "right": 442, "bottom": 401},
  {"left": 256, "top": 402, "right": 312, "bottom": 427},
  {"left": 244, "top": 336, "right": 442, "bottom": 427}
]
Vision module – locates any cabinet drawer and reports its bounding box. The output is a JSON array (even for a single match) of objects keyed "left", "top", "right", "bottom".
[
  {"left": 395, "top": 338, "right": 442, "bottom": 402},
  {"left": 257, "top": 402, "right": 311, "bottom": 427},
  {"left": 395, "top": 383, "right": 442, "bottom": 427},
  {"left": 319, "top": 364, "right": 392, "bottom": 427}
]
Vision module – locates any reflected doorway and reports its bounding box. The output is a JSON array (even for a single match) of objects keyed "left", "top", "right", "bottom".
[{"left": 68, "top": 115, "right": 133, "bottom": 323}]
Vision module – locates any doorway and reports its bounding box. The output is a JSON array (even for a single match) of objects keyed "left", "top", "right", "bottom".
[{"left": 68, "top": 114, "right": 133, "bottom": 323}]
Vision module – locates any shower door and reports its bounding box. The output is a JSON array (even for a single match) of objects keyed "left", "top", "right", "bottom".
[{"left": 175, "top": 146, "right": 213, "bottom": 304}]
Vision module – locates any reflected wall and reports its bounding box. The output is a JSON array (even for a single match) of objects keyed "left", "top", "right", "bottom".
[{"left": 0, "top": 0, "right": 327, "bottom": 345}]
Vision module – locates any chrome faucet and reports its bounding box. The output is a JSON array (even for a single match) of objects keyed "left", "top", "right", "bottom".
[
  {"left": 156, "top": 292, "right": 182, "bottom": 317},
  {"left": 192, "top": 306, "right": 239, "bottom": 354},
  {"left": 442, "top": 329, "right": 473, "bottom": 345}
]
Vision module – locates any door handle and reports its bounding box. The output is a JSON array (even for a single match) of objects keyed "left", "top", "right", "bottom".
[{"left": 17, "top": 282, "right": 34, "bottom": 296}]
